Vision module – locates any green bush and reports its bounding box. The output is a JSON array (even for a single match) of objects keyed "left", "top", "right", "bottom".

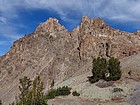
[
  {"left": 56, "top": 86, "right": 71, "bottom": 96},
  {"left": 112, "top": 88, "right": 123, "bottom": 93},
  {"left": 46, "top": 89, "right": 58, "bottom": 99},
  {"left": 88, "top": 76, "right": 99, "bottom": 83},
  {"left": 89, "top": 57, "right": 121, "bottom": 83},
  {"left": 46, "top": 86, "right": 71, "bottom": 99},
  {"left": 72, "top": 91, "right": 80, "bottom": 96}
]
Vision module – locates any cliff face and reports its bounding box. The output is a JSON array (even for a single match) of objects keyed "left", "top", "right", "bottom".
[
  {"left": 78, "top": 16, "right": 140, "bottom": 59},
  {"left": 0, "top": 16, "right": 140, "bottom": 104}
]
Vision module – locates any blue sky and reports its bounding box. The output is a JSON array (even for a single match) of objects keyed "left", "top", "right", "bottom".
[{"left": 1, "top": 0, "right": 140, "bottom": 56}]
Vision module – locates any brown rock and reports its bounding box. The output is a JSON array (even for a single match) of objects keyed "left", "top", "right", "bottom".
[{"left": 0, "top": 16, "right": 140, "bottom": 104}]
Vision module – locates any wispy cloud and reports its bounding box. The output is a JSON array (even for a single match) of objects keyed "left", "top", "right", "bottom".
[
  {"left": 0, "top": 41, "right": 9, "bottom": 45},
  {"left": 0, "top": 0, "right": 140, "bottom": 21},
  {"left": 0, "top": 17, "right": 7, "bottom": 24},
  {"left": 22, "top": 0, "right": 140, "bottom": 22},
  {"left": 1, "top": 0, "right": 140, "bottom": 26},
  {"left": 0, "top": 24, "right": 23, "bottom": 40},
  {"left": 0, "top": 0, "right": 140, "bottom": 37}
]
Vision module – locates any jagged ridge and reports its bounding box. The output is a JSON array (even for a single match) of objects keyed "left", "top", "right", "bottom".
[{"left": 0, "top": 16, "right": 140, "bottom": 104}]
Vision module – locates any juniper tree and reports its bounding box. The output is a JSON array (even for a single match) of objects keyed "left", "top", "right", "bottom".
[
  {"left": 15, "top": 76, "right": 47, "bottom": 105},
  {"left": 92, "top": 57, "right": 108, "bottom": 80},
  {"left": 89, "top": 57, "right": 121, "bottom": 83},
  {"left": 105, "top": 57, "right": 121, "bottom": 81}
]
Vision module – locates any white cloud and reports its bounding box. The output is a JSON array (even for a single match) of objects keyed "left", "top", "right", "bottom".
[
  {"left": 1, "top": 0, "right": 140, "bottom": 23},
  {"left": 0, "top": 0, "right": 140, "bottom": 39},
  {"left": 0, "top": 17, "right": 7, "bottom": 24},
  {"left": 0, "top": 26, "right": 23, "bottom": 40},
  {"left": 0, "top": 41, "right": 10, "bottom": 45},
  {"left": 31, "top": 0, "right": 140, "bottom": 22}
]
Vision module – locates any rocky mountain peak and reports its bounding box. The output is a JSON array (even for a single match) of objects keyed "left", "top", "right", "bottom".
[
  {"left": 81, "top": 16, "right": 107, "bottom": 30},
  {"left": 47, "top": 17, "right": 59, "bottom": 23},
  {"left": 79, "top": 16, "right": 110, "bottom": 38},
  {"left": 35, "top": 17, "right": 66, "bottom": 34},
  {"left": 81, "top": 16, "right": 91, "bottom": 23},
  {"left": 93, "top": 17, "right": 107, "bottom": 28},
  {"left": 1, "top": 16, "right": 140, "bottom": 104}
]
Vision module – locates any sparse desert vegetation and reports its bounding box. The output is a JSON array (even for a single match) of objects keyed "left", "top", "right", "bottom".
[
  {"left": 6, "top": 76, "right": 72, "bottom": 105},
  {"left": 11, "top": 76, "right": 47, "bottom": 105},
  {"left": 46, "top": 86, "right": 71, "bottom": 99},
  {"left": 72, "top": 91, "right": 80, "bottom": 96},
  {"left": 112, "top": 88, "right": 124, "bottom": 93}
]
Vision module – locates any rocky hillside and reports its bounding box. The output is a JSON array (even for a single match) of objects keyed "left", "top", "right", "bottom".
[
  {"left": 0, "top": 16, "right": 140, "bottom": 104},
  {"left": 48, "top": 53, "right": 140, "bottom": 105}
]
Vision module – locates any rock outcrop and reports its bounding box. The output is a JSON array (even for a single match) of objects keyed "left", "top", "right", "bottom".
[
  {"left": 78, "top": 16, "right": 140, "bottom": 59},
  {"left": 0, "top": 16, "right": 140, "bottom": 104}
]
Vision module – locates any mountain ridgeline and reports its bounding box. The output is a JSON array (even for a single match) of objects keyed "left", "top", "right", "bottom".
[{"left": 0, "top": 16, "right": 140, "bottom": 104}]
